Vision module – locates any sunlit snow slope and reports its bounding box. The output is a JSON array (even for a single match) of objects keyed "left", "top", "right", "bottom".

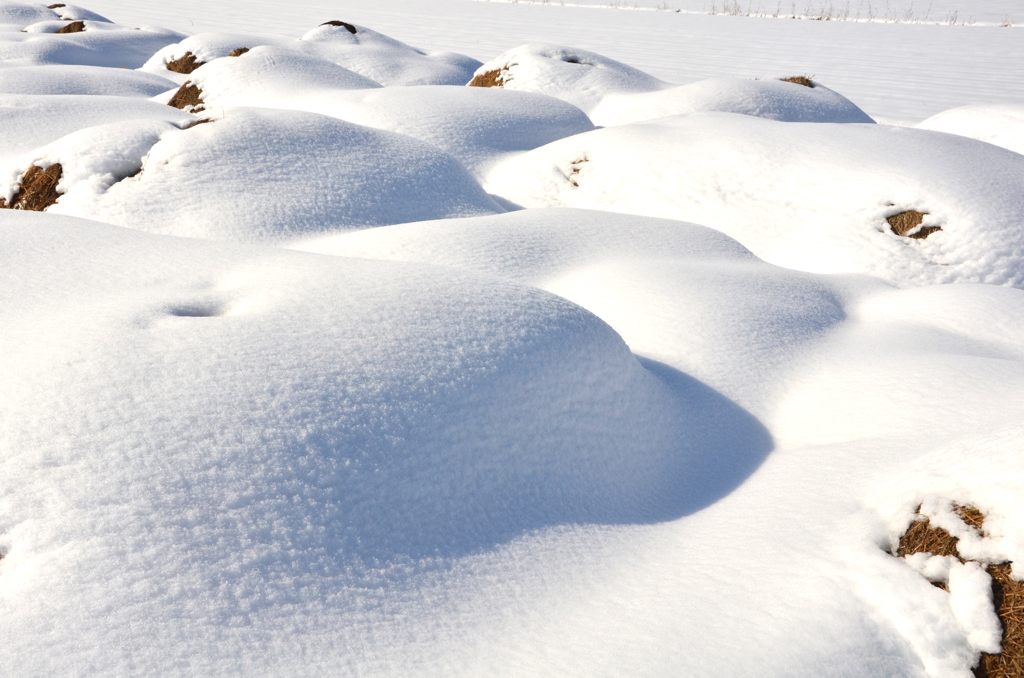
[{"left": 1, "top": 2, "right": 1023, "bottom": 678}]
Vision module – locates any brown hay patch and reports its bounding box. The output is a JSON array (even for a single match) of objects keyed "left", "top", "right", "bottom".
[
  {"left": 167, "top": 82, "right": 204, "bottom": 112},
  {"left": 184, "top": 117, "right": 213, "bottom": 129},
  {"left": 56, "top": 20, "right": 85, "bottom": 33},
  {"left": 468, "top": 69, "right": 504, "bottom": 88},
  {"left": 320, "top": 20, "right": 357, "bottom": 34},
  {"left": 228, "top": 47, "right": 249, "bottom": 57},
  {"left": 888, "top": 210, "right": 942, "bottom": 239},
  {"left": 896, "top": 505, "right": 1023, "bottom": 678},
  {"left": 978, "top": 563, "right": 1024, "bottom": 678},
  {"left": 0, "top": 164, "right": 63, "bottom": 211},
  {"left": 781, "top": 75, "right": 815, "bottom": 87},
  {"left": 48, "top": 3, "right": 66, "bottom": 8},
  {"left": 166, "top": 52, "right": 204, "bottom": 74}
]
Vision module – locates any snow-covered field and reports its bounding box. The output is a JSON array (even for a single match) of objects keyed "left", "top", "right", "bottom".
[{"left": 1, "top": 2, "right": 1023, "bottom": 676}]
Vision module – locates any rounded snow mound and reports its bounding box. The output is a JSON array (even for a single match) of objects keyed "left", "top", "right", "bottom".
[
  {"left": 469, "top": 43, "right": 669, "bottom": 114},
  {"left": 0, "top": 19, "right": 185, "bottom": 69},
  {"left": 0, "top": 214, "right": 768, "bottom": 670},
  {"left": 141, "top": 31, "right": 291, "bottom": 80},
  {"left": 179, "top": 44, "right": 382, "bottom": 108},
  {"left": 917, "top": 104, "right": 1024, "bottom": 157},
  {"left": 298, "top": 21, "right": 481, "bottom": 86},
  {"left": 0, "top": 2, "right": 63, "bottom": 30},
  {"left": 0, "top": 64, "right": 175, "bottom": 97},
  {"left": 590, "top": 77, "right": 875, "bottom": 126},
  {"left": 0, "top": 93, "right": 195, "bottom": 160},
  {"left": 17, "top": 107, "right": 501, "bottom": 241},
  {"left": 286, "top": 85, "right": 596, "bottom": 176},
  {"left": 485, "top": 113, "right": 1024, "bottom": 288}
]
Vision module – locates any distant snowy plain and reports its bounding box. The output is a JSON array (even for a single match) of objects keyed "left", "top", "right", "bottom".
[{"left": 1, "top": 1, "right": 1023, "bottom": 676}]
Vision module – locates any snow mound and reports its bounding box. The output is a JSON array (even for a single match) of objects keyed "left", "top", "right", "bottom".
[
  {"left": 0, "top": 16, "right": 184, "bottom": 68},
  {"left": 42, "top": 3, "right": 111, "bottom": 23},
  {"left": 590, "top": 77, "right": 875, "bottom": 126},
  {"left": 486, "top": 113, "right": 1024, "bottom": 288},
  {"left": 144, "top": 23, "right": 481, "bottom": 88},
  {"left": 298, "top": 20, "right": 480, "bottom": 86},
  {"left": 293, "top": 208, "right": 847, "bottom": 409},
  {"left": 5, "top": 107, "right": 501, "bottom": 241},
  {"left": 241, "top": 84, "right": 596, "bottom": 177},
  {"left": 469, "top": 42, "right": 669, "bottom": 114},
  {"left": 918, "top": 104, "right": 1024, "bottom": 157},
  {"left": 0, "top": 2, "right": 60, "bottom": 30},
  {"left": 0, "top": 94, "right": 194, "bottom": 159},
  {"left": 178, "top": 45, "right": 381, "bottom": 109},
  {"left": 0, "top": 213, "right": 769, "bottom": 672},
  {"left": 0, "top": 64, "right": 175, "bottom": 97}
]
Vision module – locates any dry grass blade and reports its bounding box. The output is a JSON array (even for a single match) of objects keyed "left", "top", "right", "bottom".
[
  {"left": 56, "top": 20, "right": 85, "bottom": 34},
  {"left": 166, "top": 52, "right": 204, "bottom": 74},
  {"left": 0, "top": 164, "right": 63, "bottom": 211},
  {"left": 468, "top": 69, "right": 504, "bottom": 88}
]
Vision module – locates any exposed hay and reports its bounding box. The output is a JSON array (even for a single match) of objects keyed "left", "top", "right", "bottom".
[
  {"left": 228, "top": 47, "right": 249, "bottom": 57},
  {"left": 568, "top": 157, "right": 589, "bottom": 187},
  {"left": 0, "top": 164, "right": 63, "bottom": 211},
  {"left": 896, "top": 505, "right": 1023, "bottom": 678},
  {"left": 167, "top": 82, "right": 204, "bottom": 112},
  {"left": 320, "top": 20, "right": 357, "bottom": 34},
  {"left": 979, "top": 563, "right": 1024, "bottom": 678},
  {"left": 56, "top": 20, "right": 85, "bottom": 33},
  {"left": 888, "top": 210, "right": 942, "bottom": 239},
  {"left": 781, "top": 75, "right": 815, "bottom": 87},
  {"left": 47, "top": 3, "right": 66, "bottom": 8},
  {"left": 166, "top": 52, "right": 204, "bottom": 74},
  {"left": 184, "top": 117, "right": 213, "bottom": 129},
  {"left": 468, "top": 69, "right": 504, "bottom": 88}
]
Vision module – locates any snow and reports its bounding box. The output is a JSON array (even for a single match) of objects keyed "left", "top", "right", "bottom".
[
  {"left": 918, "top": 104, "right": 1024, "bottom": 156},
  {"left": 485, "top": 113, "right": 1024, "bottom": 287},
  {"left": 0, "top": 64, "right": 176, "bottom": 96},
  {"left": 1, "top": 1, "right": 1024, "bottom": 677}
]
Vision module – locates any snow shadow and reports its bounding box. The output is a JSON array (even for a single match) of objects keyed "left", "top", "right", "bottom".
[{"left": 304, "top": 357, "right": 773, "bottom": 564}]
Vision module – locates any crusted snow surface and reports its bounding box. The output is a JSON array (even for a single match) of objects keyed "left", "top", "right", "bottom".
[
  {"left": 486, "top": 113, "right": 1024, "bottom": 288},
  {"left": 918, "top": 104, "right": 1024, "bottom": 157}
]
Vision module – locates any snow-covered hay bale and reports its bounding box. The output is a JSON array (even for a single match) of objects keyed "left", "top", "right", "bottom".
[
  {"left": 895, "top": 504, "right": 1023, "bottom": 678},
  {"left": 21, "top": 108, "right": 502, "bottom": 241},
  {"left": 0, "top": 93, "right": 195, "bottom": 158},
  {"left": 469, "top": 43, "right": 668, "bottom": 114},
  {"left": 485, "top": 113, "right": 1024, "bottom": 288},
  {"left": 171, "top": 45, "right": 380, "bottom": 111},
  {"left": 887, "top": 210, "right": 941, "bottom": 239},
  {"left": 590, "top": 77, "right": 875, "bottom": 126},
  {"left": 0, "top": 65, "right": 175, "bottom": 97},
  {"left": 918, "top": 104, "right": 1024, "bottom": 157},
  {"left": 0, "top": 20, "right": 185, "bottom": 69},
  {"left": 0, "top": 163, "right": 62, "bottom": 210}
]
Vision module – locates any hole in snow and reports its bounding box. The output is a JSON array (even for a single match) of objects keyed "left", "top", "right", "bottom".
[
  {"left": 167, "top": 302, "right": 225, "bottom": 318},
  {"left": 895, "top": 504, "right": 1022, "bottom": 676}
]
